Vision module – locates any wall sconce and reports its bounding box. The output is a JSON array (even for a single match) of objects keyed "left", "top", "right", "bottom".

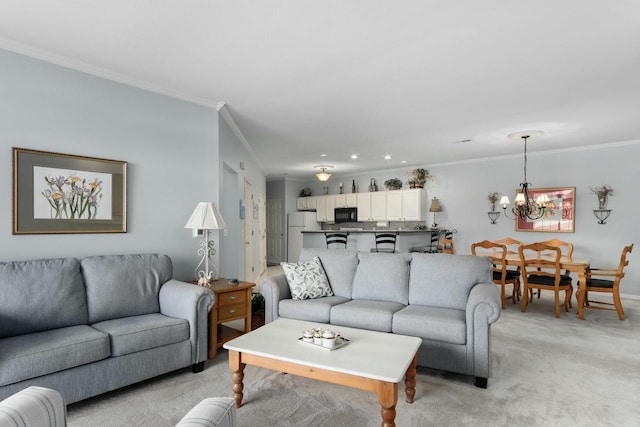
[
  {"left": 487, "top": 192, "right": 500, "bottom": 224},
  {"left": 591, "top": 184, "right": 614, "bottom": 224}
]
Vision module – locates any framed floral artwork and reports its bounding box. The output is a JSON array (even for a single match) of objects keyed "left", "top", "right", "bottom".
[
  {"left": 12, "top": 147, "right": 127, "bottom": 234},
  {"left": 515, "top": 187, "right": 575, "bottom": 233}
]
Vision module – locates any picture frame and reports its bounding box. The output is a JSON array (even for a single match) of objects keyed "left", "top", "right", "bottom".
[
  {"left": 515, "top": 187, "right": 575, "bottom": 233},
  {"left": 13, "top": 147, "right": 127, "bottom": 234}
]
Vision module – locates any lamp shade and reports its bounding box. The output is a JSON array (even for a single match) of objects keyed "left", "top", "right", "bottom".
[
  {"left": 185, "top": 202, "right": 227, "bottom": 230},
  {"left": 429, "top": 197, "right": 442, "bottom": 212}
]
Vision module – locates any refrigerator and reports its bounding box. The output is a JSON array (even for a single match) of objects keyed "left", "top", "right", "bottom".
[{"left": 287, "top": 211, "right": 321, "bottom": 262}]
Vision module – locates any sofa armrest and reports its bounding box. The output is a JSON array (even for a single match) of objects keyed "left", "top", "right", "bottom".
[
  {"left": 258, "top": 273, "right": 291, "bottom": 323},
  {"left": 175, "top": 397, "right": 236, "bottom": 427},
  {"left": 159, "top": 280, "right": 214, "bottom": 364},
  {"left": 0, "top": 386, "right": 66, "bottom": 427},
  {"left": 465, "top": 282, "right": 501, "bottom": 382}
]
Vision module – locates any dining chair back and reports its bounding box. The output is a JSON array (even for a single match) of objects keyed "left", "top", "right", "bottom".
[
  {"left": 519, "top": 242, "right": 573, "bottom": 318},
  {"left": 584, "top": 243, "right": 633, "bottom": 320},
  {"left": 537, "top": 238, "right": 575, "bottom": 306},
  {"left": 471, "top": 240, "right": 519, "bottom": 308},
  {"left": 325, "top": 232, "right": 349, "bottom": 249},
  {"left": 371, "top": 232, "right": 398, "bottom": 253},
  {"left": 493, "top": 237, "right": 523, "bottom": 300}
]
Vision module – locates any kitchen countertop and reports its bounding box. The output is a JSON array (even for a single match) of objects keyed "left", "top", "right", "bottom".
[{"left": 301, "top": 229, "right": 444, "bottom": 234}]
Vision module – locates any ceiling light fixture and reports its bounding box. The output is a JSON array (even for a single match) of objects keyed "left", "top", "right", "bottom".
[
  {"left": 314, "top": 165, "right": 333, "bottom": 182},
  {"left": 384, "top": 155, "right": 392, "bottom": 160},
  {"left": 350, "top": 154, "right": 358, "bottom": 159},
  {"left": 496, "top": 131, "right": 550, "bottom": 222}
]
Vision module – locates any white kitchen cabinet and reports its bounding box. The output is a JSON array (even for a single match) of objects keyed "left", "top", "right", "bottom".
[
  {"left": 316, "top": 195, "right": 336, "bottom": 222},
  {"left": 357, "top": 192, "right": 386, "bottom": 221},
  {"left": 383, "top": 189, "right": 425, "bottom": 221},
  {"left": 297, "top": 196, "right": 317, "bottom": 211},
  {"left": 335, "top": 193, "right": 358, "bottom": 208}
]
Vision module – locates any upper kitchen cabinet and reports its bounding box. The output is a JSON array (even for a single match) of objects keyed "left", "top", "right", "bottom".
[
  {"left": 357, "top": 192, "right": 386, "bottom": 221},
  {"left": 386, "top": 189, "right": 425, "bottom": 221},
  {"left": 335, "top": 193, "right": 357, "bottom": 208},
  {"left": 297, "top": 196, "right": 317, "bottom": 211},
  {"left": 316, "top": 195, "right": 336, "bottom": 222}
]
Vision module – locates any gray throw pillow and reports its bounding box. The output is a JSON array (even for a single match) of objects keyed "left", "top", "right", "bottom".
[{"left": 281, "top": 256, "right": 334, "bottom": 301}]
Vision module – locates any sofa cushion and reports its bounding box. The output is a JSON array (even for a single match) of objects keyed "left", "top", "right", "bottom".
[
  {"left": 279, "top": 296, "right": 350, "bottom": 323},
  {"left": 82, "top": 254, "right": 173, "bottom": 323},
  {"left": 330, "top": 299, "right": 405, "bottom": 332},
  {"left": 393, "top": 305, "right": 466, "bottom": 345},
  {"left": 92, "top": 313, "right": 190, "bottom": 357},
  {"left": 0, "top": 325, "right": 110, "bottom": 387},
  {"left": 299, "top": 248, "right": 359, "bottom": 298},
  {"left": 409, "top": 254, "right": 492, "bottom": 310},
  {"left": 0, "top": 258, "right": 87, "bottom": 339},
  {"left": 281, "top": 256, "right": 334, "bottom": 300},
  {"left": 351, "top": 252, "right": 411, "bottom": 305}
]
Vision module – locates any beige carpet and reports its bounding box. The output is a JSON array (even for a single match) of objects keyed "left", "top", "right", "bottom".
[{"left": 67, "top": 294, "right": 640, "bottom": 426}]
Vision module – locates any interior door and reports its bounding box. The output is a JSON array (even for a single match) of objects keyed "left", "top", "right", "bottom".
[
  {"left": 266, "top": 198, "right": 285, "bottom": 264},
  {"left": 244, "top": 179, "right": 253, "bottom": 282},
  {"left": 258, "top": 192, "right": 267, "bottom": 277}
]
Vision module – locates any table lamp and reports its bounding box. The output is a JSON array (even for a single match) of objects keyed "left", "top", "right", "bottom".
[{"left": 185, "top": 202, "right": 227, "bottom": 284}]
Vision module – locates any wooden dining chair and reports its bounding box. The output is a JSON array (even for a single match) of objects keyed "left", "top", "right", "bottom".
[
  {"left": 583, "top": 244, "right": 633, "bottom": 320},
  {"left": 471, "top": 240, "right": 519, "bottom": 309},
  {"left": 325, "top": 232, "right": 349, "bottom": 249},
  {"left": 537, "top": 239, "right": 574, "bottom": 306},
  {"left": 519, "top": 242, "right": 573, "bottom": 318},
  {"left": 493, "top": 237, "right": 523, "bottom": 300},
  {"left": 370, "top": 232, "right": 398, "bottom": 253}
]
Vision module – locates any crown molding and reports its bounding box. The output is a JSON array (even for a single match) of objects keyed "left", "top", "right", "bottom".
[
  {"left": 216, "top": 102, "right": 264, "bottom": 170},
  {"left": 0, "top": 38, "right": 217, "bottom": 108}
]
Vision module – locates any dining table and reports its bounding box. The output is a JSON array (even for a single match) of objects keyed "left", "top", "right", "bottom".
[{"left": 504, "top": 253, "right": 592, "bottom": 319}]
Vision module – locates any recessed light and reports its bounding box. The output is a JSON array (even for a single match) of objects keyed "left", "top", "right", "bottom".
[
  {"left": 401, "top": 160, "right": 407, "bottom": 164},
  {"left": 350, "top": 154, "right": 358, "bottom": 159},
  {"left": 320, "top": 153, "right": 327, "bottom": 157},
  {"left": 384, "top": 155, "right": 392, "bottom": 160}
]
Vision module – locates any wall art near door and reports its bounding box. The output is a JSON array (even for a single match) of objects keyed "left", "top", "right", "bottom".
[
  {"left": 13, "top": 147, "right": 127, "bottom": 234},
  {"left": 515, "top": 187, "right": 575, "bottom": 233}
]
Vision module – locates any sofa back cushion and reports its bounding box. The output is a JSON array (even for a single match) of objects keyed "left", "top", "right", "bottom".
[
  {"left": 409, "top": 253, "right": 492, "bottom": 310},
  {"left": 0, "top": 258, "right": 87, "bottom": 338},
  {"left": 82, "top": 254, "right": 173, "bottom": 324},
  {"left": 352, "top": 252, "right": 412, "bottom": 304},
  {"left": 299, "top": 248, "right": 359, "bottom": 298}
]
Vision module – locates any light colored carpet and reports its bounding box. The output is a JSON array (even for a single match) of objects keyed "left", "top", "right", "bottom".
[{"left": 67, "top": 294, "right": 640, "bottom": 427}]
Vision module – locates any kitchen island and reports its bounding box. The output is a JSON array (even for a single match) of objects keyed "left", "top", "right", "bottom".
[{"left": 301, "top": 229, "right": 447, "bottom": 253}]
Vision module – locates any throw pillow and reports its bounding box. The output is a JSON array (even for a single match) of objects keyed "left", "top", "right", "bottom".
[{"left": 281, "top": 256, "right": 334, "bottom": 300}]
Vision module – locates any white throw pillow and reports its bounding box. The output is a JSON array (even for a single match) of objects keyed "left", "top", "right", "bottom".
[{"left": 281, "top": 256, "right": 334, "bottom": 300}]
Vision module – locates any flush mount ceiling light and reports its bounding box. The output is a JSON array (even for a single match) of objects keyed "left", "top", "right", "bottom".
[
  {"left": 314, "top": 165, "right": 334, "bottom": 181},
  {"left": 350, "top": 154, "right": 358, "bottom": 159}
]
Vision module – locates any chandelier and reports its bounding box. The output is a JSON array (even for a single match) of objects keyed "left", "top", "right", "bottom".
[
  {"left": 496, "top": 131, "right": 550, "bottom": 221},
  {"left": 314, "top": 165, "right": 333, "bottom": 182}
]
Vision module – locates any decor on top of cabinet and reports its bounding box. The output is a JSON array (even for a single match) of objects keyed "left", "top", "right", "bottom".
[
  {"left": 407, "top": 168, "right": 431, "bottom": 189},
  {"left": 384, "top": 178, "right": 403, "bottom": 190},
  {"left": 300, "top": 187, "right": 312, "bottom": 197},
  {"left": 487, "top": 192, "right": 501, "bottom": 224},
  {"left": 590, "top": 184, "right": 613, "bottom": 224}
]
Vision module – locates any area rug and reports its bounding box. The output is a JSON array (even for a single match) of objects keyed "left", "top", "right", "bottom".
[{"left": 67, "top": 294, "right": 640, "bottom": 426}]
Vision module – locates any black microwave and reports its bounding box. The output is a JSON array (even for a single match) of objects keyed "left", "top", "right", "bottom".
[{"left": 335, "top": 207, "right": 357, "bottom": 223}]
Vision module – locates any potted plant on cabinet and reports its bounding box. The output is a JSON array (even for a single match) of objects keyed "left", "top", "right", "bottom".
[
  {"left": 384, "top": 178, "right": 403, "bottom": 190},
  {"left": 407, "top": 168, "right": 430, "bottom": 188}
]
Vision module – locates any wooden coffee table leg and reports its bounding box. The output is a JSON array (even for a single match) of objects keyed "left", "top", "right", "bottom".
[
  {"left": 228, "top": 350, "right": 245, "bottom": 408},
  {"left": 378, "top": 381, "right": 398, "bottom": 427},
  {"left": 404, "top": 354, "right": 418, "bottom": 403}
]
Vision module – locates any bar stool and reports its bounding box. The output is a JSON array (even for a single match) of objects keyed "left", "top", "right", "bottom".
[{"left": 370, "top": 232, "right": 398, "bottom": 253}]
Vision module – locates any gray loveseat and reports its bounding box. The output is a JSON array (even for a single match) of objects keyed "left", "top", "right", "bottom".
[
  {"left": 259, "top": 248, "right": 501, "bottom": 388},
  {"left": 0, "top": 253, "right": 214, "bottom": 404}
]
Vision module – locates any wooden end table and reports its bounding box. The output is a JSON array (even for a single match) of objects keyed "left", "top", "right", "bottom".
[{"left": 201, "top": 278, "right": 255, "bottom": 359}]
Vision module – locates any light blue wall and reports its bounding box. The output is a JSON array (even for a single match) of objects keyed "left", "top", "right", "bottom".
[
  {"left": 294, "top": 142, "right": 640, "bottom": 296},
  {"left": 0, "top": 49, "right": 222, "bottom": 281}
]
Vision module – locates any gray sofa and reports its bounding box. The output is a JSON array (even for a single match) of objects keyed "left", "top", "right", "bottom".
[
  {"left": 259, "top": 248, "right": 501, "bottom": 388},
  {"left": 0, "top": 254, "right": 214, "bottom": 404},
  {"left": 0, "top": 386, "right": 236, "bottom": 427}
]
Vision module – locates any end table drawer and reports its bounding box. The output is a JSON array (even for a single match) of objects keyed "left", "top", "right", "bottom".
[
  {"left": 218, "top": 290, "right": 247, "bottom": 306},
  {"left": 218, "top": 303, "right": 247, "bottom": 321}
]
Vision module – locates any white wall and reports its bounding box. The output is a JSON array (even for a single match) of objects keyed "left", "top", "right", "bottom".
[
  {"left": 294, "top": 142, "right": 640, "bottom": 297},
  {"left": 0, "top": 49, "right": 268, "bottom": 282}
]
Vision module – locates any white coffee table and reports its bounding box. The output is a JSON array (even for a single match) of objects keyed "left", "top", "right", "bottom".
[{"left": 223, "top": 318, "right": 421, "bottom": 427}]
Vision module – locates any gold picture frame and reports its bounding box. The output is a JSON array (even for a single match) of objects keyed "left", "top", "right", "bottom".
[
  {"left": 13, "top": 147, "right": 127, "bottom": 234},
  {"left": 515, "top": 187, "right": 575, "bottom": 233}
]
